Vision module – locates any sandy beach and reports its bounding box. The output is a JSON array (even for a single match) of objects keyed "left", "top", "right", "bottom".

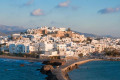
[{"left": 0, "top": 55, "right": 47, "bottom": 62}]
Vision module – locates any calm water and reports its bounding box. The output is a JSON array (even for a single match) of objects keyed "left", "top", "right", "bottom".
[
  {"left": 0, "top": 58, "right": 46, "bottom": 80},
  {"left": 69, "top": 61, "right": 120, "bottom": 80}
]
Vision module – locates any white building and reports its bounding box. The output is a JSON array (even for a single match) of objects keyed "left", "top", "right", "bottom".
[
  {"left": 9, "top": 44, "right": 30, "bottom": 54},
  {"left": 39, "top": 42, "right": 54, "bottom": 52}
]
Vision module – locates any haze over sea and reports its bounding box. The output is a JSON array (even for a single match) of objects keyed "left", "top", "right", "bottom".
[
  {"left": 0, "top": 58, "right": 46, "bottom": 80},
  {"left": 69, "top": 61, "right": 120, "bottom": 80}
]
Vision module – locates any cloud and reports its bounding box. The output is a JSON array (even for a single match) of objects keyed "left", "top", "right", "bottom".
[
  {"left": 31, "top": 9, "right": 44, "bottom": 16},
  {"left": 25, "top": 0, "right": 34, "bottom": 6},
  {"left": 56, "top": 0, "right": 79, "bottom": 10},
  {"left": 98, "top": 7, "right": 120, "bottom": 14},
  {"left": 57, "top": 0, "right": 70, "bottom": 7}
]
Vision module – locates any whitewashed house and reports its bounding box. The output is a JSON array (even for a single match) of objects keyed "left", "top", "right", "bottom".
[
  {"left": 39, "top": 42, "right": 53, "bottom": 51},
  {"left": 9, "top": 44, "right": 16, "bottom": 53},
  {"left": 9, "top": 44, "right": 30, "bottom": 54},
  {"left": 54, "top": 44, "right": 67, "bottom": 56},
  {"left": 39, "top": 42, "right": 54, "bottom": 55}
]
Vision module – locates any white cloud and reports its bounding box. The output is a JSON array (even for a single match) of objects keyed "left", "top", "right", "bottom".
[
  {"left": 58, "top": 0, "right": 70, "bottom": 7},
  {"left": 31, "top": 9, "right": 44, "bottom": 16},
  {"left": 98, "top": 7, "right": 120, "bottom": 14},
  {"left": 25, "top": 0, "right": 34, "bottom": 6}
]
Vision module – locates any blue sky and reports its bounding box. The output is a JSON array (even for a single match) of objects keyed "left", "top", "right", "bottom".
[{"left": 0, "top": 0, "right": 120, "bottom": 37}]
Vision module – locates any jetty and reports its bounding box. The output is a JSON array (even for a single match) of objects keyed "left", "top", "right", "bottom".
[{"left": 51, "top": 58, "right": 102, "bottom": 80}]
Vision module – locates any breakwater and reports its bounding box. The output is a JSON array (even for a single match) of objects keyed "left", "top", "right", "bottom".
[
  {"left": 51, "top": 59, "right": 102, "bottom": 80},
  {"left": 69, "top": 61, "right": 120, "bottom": 80}
]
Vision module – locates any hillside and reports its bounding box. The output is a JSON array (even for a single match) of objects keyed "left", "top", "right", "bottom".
[
  {"left": 0, "top": 24, "right": 115, "bottom": 38},
  {"left": 0, "top": 24, "right": 26, "bottom": 35},
  {"left": 0, "top": 32, "right": 7, "bottom": 36}
]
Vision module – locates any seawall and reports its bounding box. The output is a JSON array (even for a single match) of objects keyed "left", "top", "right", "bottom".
[{"left": 52, "top": 59, "right": 102, "bottom": 80}]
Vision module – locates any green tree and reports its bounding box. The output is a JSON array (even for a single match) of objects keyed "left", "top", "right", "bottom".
[
  {"left": 87, "top": 37, "right": 92, "bottom": 44},
  {"left": 78, "top": 53, "right": 83, "bottom": 58},
  {"left": 67, "top": 28, "right": 71, "bottom": 31},
  {"left": 104, "top": 48, "right": 120, "bottom": 56}
]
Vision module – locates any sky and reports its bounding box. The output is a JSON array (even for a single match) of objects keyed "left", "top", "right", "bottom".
[{"left": 0, "top": 0, "right": 120, "bottom": 37}]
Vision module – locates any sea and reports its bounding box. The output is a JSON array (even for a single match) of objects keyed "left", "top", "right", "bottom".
[
  {"left": 0, "top": 58, "right": 47, "bottom": 80},
  {"left": 68, "top": 61, "right": 120, "bottom": 80}
]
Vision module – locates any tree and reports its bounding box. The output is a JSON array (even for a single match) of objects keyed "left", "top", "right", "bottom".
[
  {"left": 20, "top": 32, "right": 24, "bottom": 35},
  {"left": 78, "top": 53, "right": 83, "bottom": 58},
  {"left": 87, "top": 37, "right": 92, "bottom": 44},
  {"left": 67, "top": 28, "right": 71, "bottom": 31},
  {"left": 104, "top": 48, "right": 120, "bottom": 56},
  {"left": 0, "top": 51, "right": 4, "bottom": 55}
]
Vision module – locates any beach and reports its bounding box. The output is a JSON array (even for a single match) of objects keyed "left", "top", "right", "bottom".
[{"left": 0, "top": 55, "right": 48, "bottom": 62}]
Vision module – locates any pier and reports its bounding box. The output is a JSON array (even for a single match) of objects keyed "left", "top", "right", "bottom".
[{"left": 51, "top": 59, "right": 102, "bottom": 80}]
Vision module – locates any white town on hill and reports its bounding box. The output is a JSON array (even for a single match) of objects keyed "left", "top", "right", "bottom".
[{"left": 0, "top": 26, "right": 120, "bottom": 59}]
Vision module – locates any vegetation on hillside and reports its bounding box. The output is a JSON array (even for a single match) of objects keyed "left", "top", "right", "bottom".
[
  {"left": 104, "top": 48, "right": 120, "bottom": 57},
  {"left": 78, "top": 53, "right": 83, "bottom": 58}
]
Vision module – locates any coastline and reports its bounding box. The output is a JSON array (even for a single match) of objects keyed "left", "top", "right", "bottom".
[
  {"left": 0, "top": 55, "right": 48, "bottom": 62},
  {"left": 51, "top": 59, "right": 102, "bottom": 80},
  {"left": 1, "top": 55, "right": 118, "bottom": 80}
]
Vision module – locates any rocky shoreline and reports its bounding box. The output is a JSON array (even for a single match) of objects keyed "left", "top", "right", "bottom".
[
  {"left": 0, "top": 55, "right": 48, "bottom": 62},
  {"left": 40, "top": 59, "right": 102, "bottom": 80},
  {"left": 40, "top": 60, "right": 66, "bottom": 80},
  {"left": 1, "top": 55, "right": 120, "bottom": 80},
  {"left": 103, "top": 57, "right": 120, "bottom": 61}
]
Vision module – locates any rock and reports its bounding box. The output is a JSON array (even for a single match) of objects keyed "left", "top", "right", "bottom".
[
  {"left": 40, "top": 65, "right": 54, "bottom": 74},
  {"left": 42, "top": 60, "right": 66, "bottom": 66},
  {"left": 20, "top": 64, "right": 24, "bottom": 67},
  {"left": 40, "top": 65, "right": 58, "bottom": 80},
  {"left": 42, "top": 61, "right": 50, "bottom": 65},
  {"left": 41, "top": 60, "right": 66, "bottom": 80},
  {"left": 52, "top": 62, "right": 62, "bottom": 66},
  {"left": 43, "top": 65, "right": 54, "bottom": 71},
  {"left": 61, "top": 61, "right": 66, "bottom": 65},
  {"left": 46, "top": 74, "right": 58, "bottom": 80}
]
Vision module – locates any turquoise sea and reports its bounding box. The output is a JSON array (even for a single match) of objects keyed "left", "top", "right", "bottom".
[
  {"left": 0, "top": 58, "right": 46, "bottom": 80},
  {"left": 69, "top": 61, "right": 120, "bottom": 80}
]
